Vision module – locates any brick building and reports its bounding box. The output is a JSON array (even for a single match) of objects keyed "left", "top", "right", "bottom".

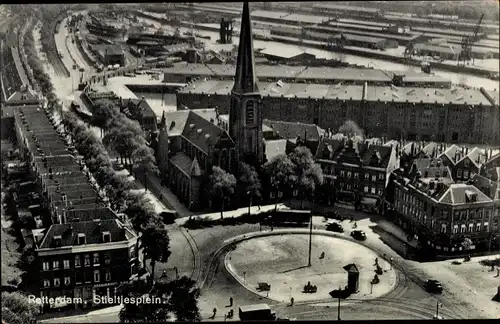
[
  {"left": 177, "top": 81, "right": 499, "bottom": 144},
  {"left": 390, "top": 155, "right": 500, "bottom": 256},
  {"left": 314, "top": 135, "right": 399, "bottom": 208},
  {"left": 11, "top": 95, "right": 140, "bottom": 311},
  {"left": 36, "top": 219, "right": 139, "bottom": 309}
]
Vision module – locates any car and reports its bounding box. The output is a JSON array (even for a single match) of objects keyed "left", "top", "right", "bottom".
[
  {"left": 326, "top": 222, "right": 344, "bottom": 233},
  {"left": 160, "top": 211, "right": 178, "bottom": 224},
  {"left": 350, "top": 230, "right": 366, "bottom": 241},
  {"left": 424, "top": 279, "right": 443, "bottom": 293}
]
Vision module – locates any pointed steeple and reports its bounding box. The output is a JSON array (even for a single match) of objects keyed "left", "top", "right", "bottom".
[
  {"left": 160, "top": 110, "right": 167, "bottom": 129},
  {"left": 232, "top": 2, "right": 259, "bottom": 94}
]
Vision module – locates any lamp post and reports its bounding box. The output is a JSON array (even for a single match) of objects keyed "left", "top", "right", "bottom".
[
  {"left": 307, "top": 210, "right": 313, "bottom": 267},
  {"left": 337, "top": 285, "right": 341, "bottom": 320},
  {"left": 247, "top": 190, "right": 252, "bottom": 215},
  {"left": 243, "top": 272, "right": 246, "bottom": 284},
  {"left": 435, "top": 302, "right": 442, "bottom": 318}
]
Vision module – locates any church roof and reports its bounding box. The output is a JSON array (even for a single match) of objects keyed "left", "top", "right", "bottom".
[
  {"left": 232, "top": 2, "right": 259, "bottom": 94},
  {"left": 263, "top": 119, "right": 324, "bottom": 141},
  {"left": 181, "top": 111, "right": 230, "bottom": 154}
]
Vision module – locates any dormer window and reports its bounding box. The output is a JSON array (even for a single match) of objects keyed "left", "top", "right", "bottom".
[
  {"left": 102, "top": 231, "right": 111, "bottom": 243},
  {"left": 54, "top": 235, "right": 62, "bottom": 247},
  {"left": 78, "top": 233, "right": 86, "bottom": 245}
]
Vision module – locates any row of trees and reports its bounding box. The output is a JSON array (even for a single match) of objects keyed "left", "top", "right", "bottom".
[
  {"left": 23, "top": 18, "right": 62, "bottom": 113},
  {"left": 62, "top": 112, "right": 201, "bottom": 322},
  {"left": 208, "top": 146, "right": 324, "bottom": 218}
]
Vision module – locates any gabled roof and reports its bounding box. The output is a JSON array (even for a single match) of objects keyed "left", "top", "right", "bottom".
[
  {"left": 315, "top": 138, "right": 344, "bottom": 160},
  {"left": 263, "top": 119, "right": 325, "bottom": 141},
  {"left": 360, "top": 144, "right": 393, "bottom": 169},
  {"left": 439, "top": 144, "right": 463, "bottom": 165},
  {"left": 464, "top": 147, "right": 486, "bottom": 169},
  {"left": 38, "top": 219, "right": 132, "bottom": 249},
  {"left": 6, "top": 87, "right": 39, "bottom": 105},
  {"left": 170, "top": 152, "right": 196, "bottom": 176},
  {"left": 121, "top": 98, "right": 156, "bottom": 118},
  {"left": 439, "top": 184, "right": 492, "bottom": 205},
  {"left": 181, "top": 110, "right": 231, "bottom": 154},
  {"left": 165, "top": 110, "right": 189, "bottom": 136},
  {"left": 484, "top": 153, "right": 500, "bottom": 169},
  {"left": 190, "top": 156, "right": 203, "bottom": 176}
]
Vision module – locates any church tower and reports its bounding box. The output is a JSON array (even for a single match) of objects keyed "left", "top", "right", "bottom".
[
  {"left": 157, "top": 111, "right": 169, "bottom": 177},
  {"left": 229, "top": 2, "right": 264, "bottom": 167}
]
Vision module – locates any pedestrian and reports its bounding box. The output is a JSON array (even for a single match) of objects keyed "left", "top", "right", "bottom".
[
  {"left": 290, "top": 297, "right": 294, "bottom": 306},
  {"left": 213, "top": 308, "right": 217, "bottom": 318},
  {"left": 229, "top": 296, "right": 233, "bottom": 307},
  {"left": 259, "top": 222, "right": 262, "bottom": 231}
]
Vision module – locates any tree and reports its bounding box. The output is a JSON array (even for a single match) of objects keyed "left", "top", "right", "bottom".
[
  {"left": 141, "top": 222, "right": 171, "bottom": 281},
  {"left": 91, "top": 99, "right": 120, "bottom": 135},
  {"left": 124, "top": 193, "right": 157, "bottom": 231},
  {"left": 209, "top": 166, "right": 237, "bottom": 219},
  {"left": 289, "top": 146, "right": 324, "bottom": 209},
  {"left": 338, "top": 120, "right": 364, "bottom": 138},
  {"left": 263, "top": 154, "right": 297, "bottom": 211},
  {"left": 462, "top": 237, "right": 473, "bottom": 251},
  {"left": 239, "top": 162, "right": 261, "bottom": 213},
  {"left": 118, "top": 276, "right": 201, "bottom": 323},
  {"left": 162, "top": 276, "right": 201, "bottom": 322},
  {"left": 1, "top": 291, "right": 39, "bottom": 324}
]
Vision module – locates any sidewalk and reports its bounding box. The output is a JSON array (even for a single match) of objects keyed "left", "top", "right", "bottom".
[{"left": 176, "top": 203, "right": 288, "bottom": 226}]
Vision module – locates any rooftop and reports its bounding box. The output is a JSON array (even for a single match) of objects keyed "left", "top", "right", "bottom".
[{"left": 38, "top": 219, "right": 135, "bottom": 249}]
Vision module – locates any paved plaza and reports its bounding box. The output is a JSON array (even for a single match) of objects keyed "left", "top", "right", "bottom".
[{"left": 225, "top": 234, "right": 397, "bottom": 303}]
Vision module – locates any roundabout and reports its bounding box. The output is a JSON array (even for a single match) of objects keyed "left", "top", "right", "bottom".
[{"left": 224, "top": 233, "right": 397, "bottom": 303}]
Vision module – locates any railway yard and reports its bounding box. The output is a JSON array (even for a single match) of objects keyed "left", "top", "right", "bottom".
[{"left": 1, "top": 2, "right": 500, "bottom": 323}]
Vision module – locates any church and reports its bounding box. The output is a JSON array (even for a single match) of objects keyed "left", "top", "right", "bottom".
[{"left": 156, "top": 2, "right": 319, "bottom": 210}]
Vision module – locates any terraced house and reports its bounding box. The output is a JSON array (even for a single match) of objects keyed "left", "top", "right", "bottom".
[
  {"left": 314, "top": 135, "right": 399, "bottom": 209},
  {"left": 11, "top": 94, "right": 140, "bottom": 311}
]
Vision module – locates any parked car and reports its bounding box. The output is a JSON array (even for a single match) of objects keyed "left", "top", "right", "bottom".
[
  {"left": 350, "top": 230, "right": 366, "bottom": 241},
  {"left": 326, "top": 222, "right": 344, "bottom": 233},
  {"left": 160, "top": 211, "right": 178, "bottom": 224},
  {"left": 424, "top": 279, "right": 443, "bottom": 293}
]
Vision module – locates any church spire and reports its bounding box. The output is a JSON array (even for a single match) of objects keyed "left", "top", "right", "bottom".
[
  {"left": 232, "top": 2, "right": 259, "bottom": 94},
  {"left": 160, "top": 110, "right": 167, "bottom": 129}
]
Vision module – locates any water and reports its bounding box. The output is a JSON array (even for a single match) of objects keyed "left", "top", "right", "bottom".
[{"left": 138, "top": 16, "right": 499, "bottom": 91}]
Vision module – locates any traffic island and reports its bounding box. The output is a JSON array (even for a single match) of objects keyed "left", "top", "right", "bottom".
[{"left": 225, "top": 233, "right": 397, "bottom": 303}]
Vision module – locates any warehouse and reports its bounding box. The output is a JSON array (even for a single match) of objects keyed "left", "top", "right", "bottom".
[
  {"left": 176, "top": 80, "right": 498, "bottom": 144},
  {"left": 94, "top": 45, "right": 125, "bottom": 66},
  {"left": 162, "top": 63, "right": 452, "bottom": 87},
  {"left": 412, "top": 43, "right": 495, "bottom": 60},
  {"left": 308, "top": 25, "right": 417, "bottom": 45},
  {"left": 332, "top": 33, "right": 388, "bottom": 50},
  {"left": 259, "top": 47, "right": 316, "bottom": 63}
]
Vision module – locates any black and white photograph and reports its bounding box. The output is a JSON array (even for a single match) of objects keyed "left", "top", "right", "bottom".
[{"left": 0, "top": 1, "right": 499, "bottom": 322}]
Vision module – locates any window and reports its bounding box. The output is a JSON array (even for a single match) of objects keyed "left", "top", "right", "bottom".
[
  {"left": 43, "top": 261, "right": 50, "bottom": 271},
  {"left": 364, "top": 173, "right": 369, "bottom": 180},
  {"left": 63, "top": 260, "right": 70, "bottom": 269},
  {"left": 53, "top": 261, "right": 60, "bottom": 270},
  {"left": 105, "top": 270, "right": 111, "bottom": 282},
  {"left": 441, "top": 224, "right": 447, "bottom": 233},
  {"left": 354, "top": 172, "right": 359, "bottom": 179},
  {"left": 75, "top": 255, "right": 81, "bottom": 267},
  {"left": 460, "top": 225, "right": 466, "bottom": 233},
  {"left": 54, "top": 278, "right": 60, "bottom": 287},
  {"left": 64, "top": 277, "right": 71, "bottom": 286},
  {"left": 104, "top": 254, "right": 111, "bottom": 265},
  {"left": 293, "top": 189, "right": 298, "bottom": 196},
  {"left": 340, "top": 170, "right": 345, "bottom": 177},
  {"left": 43, "top": 280, "right": 50, "bottom": 288},
  {"left": 93, "top": 253, "right": 100, "bottom": 265},
  {"left": 84, "top": 254, "right": 91, "bottom": 266},
  {"left": 476, "top": 223, "right": 481, "bottom": 232},
  {"left": 483, "top": 222, "right": 489, "bottom": 232},
  {"left": 278, "top": 191, "right": 283, "bottom": 198},
  {"left": 378, "top": 188, "right": 383, "bottom": 196},
  {"left": 347, "top": 171, "right": 352, "bottom": 178},
  {"left": 270, "top": 192, "right": 275, "bottom": 199},
  {"left": 468, "top": 224, "right": 473, "bottom": 232},
  {"left": 78, "top": 233, "right": 86, "bottom": 245},
  {"left": 463, "top": 170, "right": 469, "bottom": 179},
  {"left": 245, "top": 101, "right": 255, "bottom": 125},
  {"left": 453, "top": 225, "right": 458, "bottom": 234},
  {"left": 102, "top": 231, "right": 111, "bottom": 243},
  {"left": 457, "top": 169, "right": 463, "bottom": 178},
  {"left": 371, "top": 187, "right": 376, "bottom": 194},
  {"left": 94, "top": 270, "right": 100, "bottom": 283},
  {"left": 371, "top": 175, "right": 376, "bottom": 182},
  {"left": 364, "top": 186, "right": 368, "bottom": 193},
  {"left": 378, "top": 173, "right": 384, "bottom": 180}
]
